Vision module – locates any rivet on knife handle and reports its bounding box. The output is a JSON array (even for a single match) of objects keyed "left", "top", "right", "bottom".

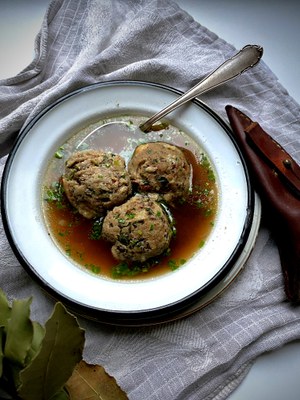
[{"left": 245, "top": 122, "right": 300, "bottom": 198}]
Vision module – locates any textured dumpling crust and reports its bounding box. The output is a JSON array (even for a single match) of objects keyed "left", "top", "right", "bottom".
[
  {"left": 102, "top": 194, "right": 173, "bottom": 262},
  {"left": 62, "top": 150, "right": 132, "bottom": 219},
  {"left": 128, "top": 141, "right": 191, "bottom": 204}
]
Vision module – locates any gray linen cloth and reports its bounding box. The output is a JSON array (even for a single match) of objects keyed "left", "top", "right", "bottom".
[{"left": 1, "top": 1, "right": 300, "bottom": 399}]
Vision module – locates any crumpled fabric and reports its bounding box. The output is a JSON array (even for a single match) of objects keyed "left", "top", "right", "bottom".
[{"left": 1, "top": 1, "right": 300, "bottom": 399}]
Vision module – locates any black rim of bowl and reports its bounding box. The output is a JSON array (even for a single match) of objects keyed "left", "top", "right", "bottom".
[{"left": 1, "top": 80, "right": 255, "bottom": 325}]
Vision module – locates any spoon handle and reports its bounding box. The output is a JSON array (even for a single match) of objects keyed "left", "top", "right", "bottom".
[{"left": 140, "top": 44, "right": 263, "bottom": 132}]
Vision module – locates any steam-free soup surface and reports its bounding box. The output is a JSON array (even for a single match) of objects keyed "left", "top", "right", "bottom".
[{"left": 42, "top": 115, "right": 218, "bottom": 280}]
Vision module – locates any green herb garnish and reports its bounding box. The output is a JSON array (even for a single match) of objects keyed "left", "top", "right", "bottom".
[
  {"left": 167, "top": 258, "right": 186, "bottom": 271},
  {"left": 111, "top": 259, "right": 159, "bottom": 279},
  {"left": 89, "top": 218, "right": 103, "bottom": 240},
  {"left": 44, "top": 181, "right": 65, "bottom": 209},
  {"left": 54, "top": 146, "right": 65, "bottom": 159}
]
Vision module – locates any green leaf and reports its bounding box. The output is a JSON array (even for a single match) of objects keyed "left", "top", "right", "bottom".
[
  {"left": 50, "top": 388, "right": 70, "bottom": 400},
  {"left": 18, "top": 302, "right": 85, "bottom": 400},
  {"left": 25, "top": 321, "right": 45, "bottom": 363},
  {"left": 0, "top": 327, "right": 4, "bottom": 377},
  {"left": 0, "top": 288, "right": 11, "bottom": 327},
  {"left": 4, "top": 297, "right": 33, "bottom": 367},
  {"left": 0, "top": 289, "right": 9, "bottom": 381}
]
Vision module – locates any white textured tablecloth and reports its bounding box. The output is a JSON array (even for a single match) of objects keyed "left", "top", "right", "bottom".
[{"left": 1, "top": 1, "right": 300, "bottom": 399}]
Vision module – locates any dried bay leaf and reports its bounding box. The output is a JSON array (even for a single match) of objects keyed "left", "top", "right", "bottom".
[
  {"left": 0, "top": 289, "right": 9, "bottom": 382},
  {"left": 46, "top": 388, "right": 70, "bottom": 400},
  {"left": 0, "top": 291, "right": 36, "bottom": 393},
  {"left": 0, "top": 288, "right": 8, "bottom": 381},
  {"left": 0, "top": 288, "right": 11, "bottom": 327},
  {"left": 26, "top": 321, "right": 45, "bottom": 363},
  {"left": 0, "top": 327, "right": 4, "bottom": 377},
  {"left": 0, "top": 291, "right": 127, "bottom": 400},
  {"left": 4, "top": 297, "right": 33, "bottom": 367},
  {"left": 18, "top": 302, "right": 85, "bottom": 400},
  {"left": 65, "top": 360, "right": 128, "bottom": 400}
]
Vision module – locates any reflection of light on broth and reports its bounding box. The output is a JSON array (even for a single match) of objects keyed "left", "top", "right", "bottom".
[{"left": 42, "top": 115, "right": 218, "bottom": 280}]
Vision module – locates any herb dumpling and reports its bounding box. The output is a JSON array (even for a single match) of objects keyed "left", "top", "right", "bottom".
[
  {"left": 62, "top": 150, "right": 132, "bottom": 219},
  {"left": 102, "top": 194, "right": 173, "bottom": 263},
  {"left": 128, "top": 141, "right": 191, "bottom": 204}
]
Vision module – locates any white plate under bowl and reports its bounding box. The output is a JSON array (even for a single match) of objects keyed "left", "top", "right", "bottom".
[{"left": 1, "top": 81, "right": 258, "bottom": 325}]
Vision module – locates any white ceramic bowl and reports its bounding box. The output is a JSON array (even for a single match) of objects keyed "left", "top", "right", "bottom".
[{"left": 1, "top": 81, "right": 259, "bottom": 325}]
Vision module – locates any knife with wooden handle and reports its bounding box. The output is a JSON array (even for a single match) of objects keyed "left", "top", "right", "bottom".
[{"left": 226, "top": 105, "right": 300, "bottom": 302}]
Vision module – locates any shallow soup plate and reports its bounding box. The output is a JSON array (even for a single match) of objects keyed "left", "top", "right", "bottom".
[{"left": 1, "top": 80, "right": 260, "bottom": 325}]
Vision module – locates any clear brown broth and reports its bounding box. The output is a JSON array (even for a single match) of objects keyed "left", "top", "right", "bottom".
[{"left": 42, "top": 116, "right": 218, "bottom": 280}]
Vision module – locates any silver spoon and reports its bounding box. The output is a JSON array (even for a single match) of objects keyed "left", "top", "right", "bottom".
[
  {"left": 140, "top": 44, "right": 263, "bottom": 132},
  {"left": 77, "top": 44, "right": 263, "bottom": 149}
]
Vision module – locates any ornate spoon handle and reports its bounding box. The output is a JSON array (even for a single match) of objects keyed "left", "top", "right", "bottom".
[{"left": 140, "top": 44, "right": 263, "bottom": 132}]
